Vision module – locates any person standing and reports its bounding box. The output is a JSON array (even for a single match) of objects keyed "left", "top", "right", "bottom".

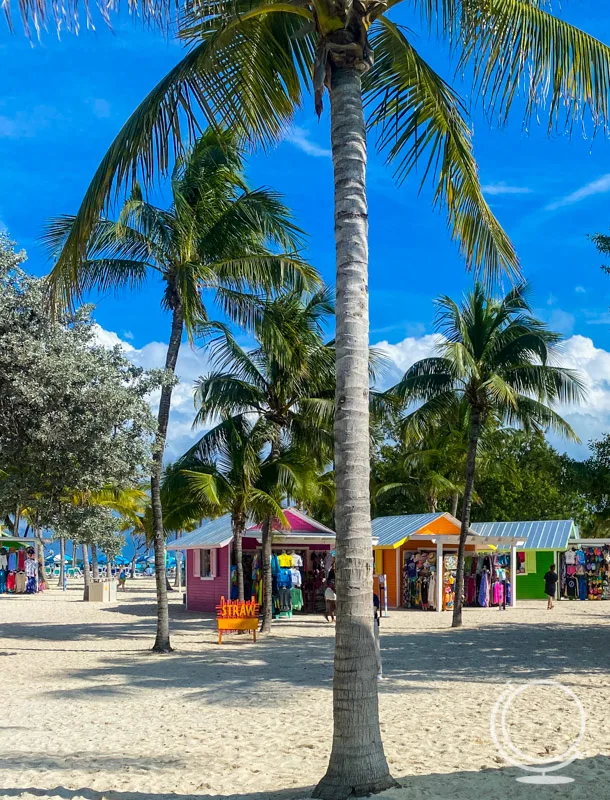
[
  {"left": 324, "top": 580, "right": 336, "bottom": 622},
  {"left": 544, "top": 564, "right": 558, "bottom": 610},
  {"left": 374, "top": 592, "right": 383, "bottom": 680}
]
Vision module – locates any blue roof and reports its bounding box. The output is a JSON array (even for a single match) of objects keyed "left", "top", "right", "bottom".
[
  {"left": 166, "top": 515, "right": 234, "bottom": 550},
  {"left": 470, "top": 520, "right": 578, "bottom": 550},
  {"left": 372, "top": 513, "right": 447, "bottom": 547}
]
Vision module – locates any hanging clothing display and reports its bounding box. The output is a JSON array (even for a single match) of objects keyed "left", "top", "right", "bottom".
[
  {"left": 560, "top": 546, "right": 610, "bottom": 600},
  {"left": 402, "top": 551, "right": 436, "bottom": 610},
  {"left": 0, "top": 546, "right": 39, "bottom": 596}
]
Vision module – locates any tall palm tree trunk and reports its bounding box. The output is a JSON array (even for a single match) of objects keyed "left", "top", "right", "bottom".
[
  {"left": 91, "top": 543, "right": 100, "bottom": 580},
  {"left": 451, "top": 492, "right": 459, "bottom": 518},
  {"left": 82, "top": 544, "right": 91, "bottom": 601},
  {"left": 260, "top": 516, "right": 273, "bottom": 632},
  {"left": 233, "top": 516, "right": 245, "bottom": 602},
  {"left": 314, "top": 67, "right": 395, "bottom": 800},
  {"left": 151, "top": 303, "right": 184, "bottom": 653},
  {"left": 452, "top": 408, "right": 481, "bottom": 629}
]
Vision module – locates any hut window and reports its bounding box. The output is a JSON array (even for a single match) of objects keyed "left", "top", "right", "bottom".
[{"left": 199, "top": 549, "right": 217, "bottom": 579}]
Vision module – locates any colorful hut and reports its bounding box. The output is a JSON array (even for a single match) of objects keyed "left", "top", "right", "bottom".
[
  {"left": 168, "top": 508, "right": 336, "bottom": 613},
  {"left": 372, "top": 512, "right": 525, "bottom": 612}
]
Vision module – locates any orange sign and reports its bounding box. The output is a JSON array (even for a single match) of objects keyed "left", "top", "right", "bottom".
[{"left": 216, "top": 596, "right": 260, "bottom": 644}]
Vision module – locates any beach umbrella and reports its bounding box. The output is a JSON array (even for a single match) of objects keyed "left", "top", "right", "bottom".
[{"left": 114, "top": 555, "right": 129, "bottom": 566}]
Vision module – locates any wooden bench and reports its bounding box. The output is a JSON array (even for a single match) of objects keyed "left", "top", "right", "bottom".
[{"left": 216, "top": 596, "right": 260, "bottom": 644}]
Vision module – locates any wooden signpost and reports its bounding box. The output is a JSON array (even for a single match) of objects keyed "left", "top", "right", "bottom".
[{"left": 216, "top": 596, "right": 260, "bottom": 644}]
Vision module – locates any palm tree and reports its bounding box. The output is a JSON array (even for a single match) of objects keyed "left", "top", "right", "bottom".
[
  {"left": 163, "top": 415, "right": 320, "bottom": 602},
  {"left": 387, "top": 283, "right": 585, "bottom": 629},
  {"left": 193, "top": 288, "right": 335, "bottom": 631},
  {"left": 44, "top": 130, "right": 317, "bottom": 653},
  {"left": 34, "top": 4, "right": 610, "bottom": 792}
]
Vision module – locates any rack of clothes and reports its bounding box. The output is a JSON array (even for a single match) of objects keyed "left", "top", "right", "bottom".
[
  {"left": 271, "top": 551, "right": 306, "bottom": 617},
  {"left": 561, "top": 546, "right": 610, "bottom": 600},
  {"left": 463, "top": 553, "right": 511, "bottom": 608},
  {"left": 0, "top": 545, "right": 41, "bottom": 595},
  {"left": 403, "top": 551, "right": 439, "bottom": 610}
]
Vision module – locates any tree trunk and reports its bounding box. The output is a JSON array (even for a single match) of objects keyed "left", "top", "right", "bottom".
[
  {"left": 151, "top": 303, "right": 184, "bottom": 653},
  {"left": 233, "top": 515, "right": 245, "bottom": 602},
  {"left": 131, "top": 556, "right": 137, "bottom": 579},
  {"left": 260, "top": 516, "right": 273, "bottom": 633},
  {"left": 314, "top": 66, "right": 395, "bottom": 800},
  {"left": 451, "top": 492, "right": 459, "bottom": 518},
  {"left": 58, "top": 537, "right": 65, "bottom": 588},
  {"left": 82, "top": 544, "right": 91, "bottom": 600},
  {"left": 452, "top": 408, "right": 481, "bottom": 629},
  {"left": 428, "top": 494, "right": 438, "bottom": 513},
  {"left": 91, "top": 543, "right": 99, "bottom": 581}
]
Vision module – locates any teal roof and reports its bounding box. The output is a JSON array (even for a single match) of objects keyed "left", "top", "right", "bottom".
[
  {"left": 166, "top": 515, "right": 234, "bottom": 550},
  {"left": 470, "top": 520, "right": 578, "bottom": 550},
  {"left": 372, "top": 513, "right": 447, "bottom": 547}
]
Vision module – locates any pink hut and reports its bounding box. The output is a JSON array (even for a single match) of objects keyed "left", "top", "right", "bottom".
[{"left": 167, "top": 507, "right": 336, "bottom": 613}]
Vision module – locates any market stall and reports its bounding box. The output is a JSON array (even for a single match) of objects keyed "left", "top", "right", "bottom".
[
  {"left": 0, "top": 535, "right": 47, "bottom": 595},
  {"left": 168, "top": 507, "right": 339, "bottom": 614},
  {"left": 559, "top": 539, "right": 610, "bottom": 600},
  {"left": 373, "top": 513, "right": 525, "bottom": 612}
]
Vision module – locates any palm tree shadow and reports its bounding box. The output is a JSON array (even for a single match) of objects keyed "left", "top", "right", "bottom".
[{"left": 2, "top": 755, "right": 608, "bottom": 800}]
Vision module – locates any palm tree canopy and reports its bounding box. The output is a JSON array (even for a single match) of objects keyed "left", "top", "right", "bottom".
[
  {"left": 194, "top": 287, "right": 336, "bottom": 463},
  {"left": 387, "top": 282, "right": 586, "bottom": 442},
  {"left": 161, "top": 415, "right": 321, "bottom": 532},
  {"left": 34, "top": 1, "right": 610, "bottom": 288},
  {"left": 44, "top": 129, "right": 319, "bottom": 327}
]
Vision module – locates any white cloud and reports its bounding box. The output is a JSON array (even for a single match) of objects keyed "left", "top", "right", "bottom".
[
  {"left": 545, "top": 173, "right": 610, "bottom": 212},
  {"left": 481, "top": 182, "right": 532, "bottom": 196},
  {"left": 575, "top": 286, "right": 586, "bottom": 294},
  {"left": 375, "top": 332, "right": 610, "bottom": 459},
  {"left": 93, "top": 325, "right": 213, "bottom": 461},
  {"left": 122, "top": 330, "right": 134, "bottom": 340},
  {"left": 284, "top": 126, "right": 332, "bottom": 159},
  {"left": 373, "top": 334, "right": 442, "bottom": 388},
  {"left": 95, "top": 324, "right": 610, "bottom": 462}
]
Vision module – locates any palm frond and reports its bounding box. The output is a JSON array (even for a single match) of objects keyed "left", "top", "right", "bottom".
[{"left": 364, "top": 18, "right": 519, "bottom": 283}]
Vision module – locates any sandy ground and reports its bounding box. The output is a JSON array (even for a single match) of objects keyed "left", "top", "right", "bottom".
[{"left": 0, "top": 579, "right": 609, "bottom": 800}]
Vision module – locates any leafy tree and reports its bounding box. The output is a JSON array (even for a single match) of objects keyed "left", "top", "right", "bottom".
[
  {"left": 470, "top": 431, "right": 588, "bottom": 526},
  {"left": 0, "top": 235, "right": 156, "bottom": 541},
  {"left": 388, "top": 283, "right": 585, "bottom": 629},
  {"left": 193, "top": 289, "right": 335, "bottom": 631},
  {"left": 45, "top": 130, "right": 317, "bottom": 653},
  {"left": 30, "top": 0, "right": 610, "bottom": 791}
]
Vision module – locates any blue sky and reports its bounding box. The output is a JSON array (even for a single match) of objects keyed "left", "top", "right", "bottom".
[{"left": 3, "top": 1, "right": 610, "bottom": 459}]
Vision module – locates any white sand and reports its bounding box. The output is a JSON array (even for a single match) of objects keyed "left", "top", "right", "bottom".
[{"left": 1, "top": 579, "right": 609, "bottom": 800}]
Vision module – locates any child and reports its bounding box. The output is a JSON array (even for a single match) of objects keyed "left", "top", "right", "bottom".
[
  {"left": 324, "top": 581, "right": 336, "bottom": 622},
  {"left": 118, "top": 568, "right": 127, "bottom": 591}
]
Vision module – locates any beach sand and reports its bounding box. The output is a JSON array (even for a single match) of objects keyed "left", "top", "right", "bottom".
[{"left": 0, "top": 579, "right": 609, "bottom": 800}]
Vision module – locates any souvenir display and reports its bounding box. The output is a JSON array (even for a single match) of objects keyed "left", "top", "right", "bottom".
[
  {"left": 0, "top": 544, "right": 41, "bottom": 595},
  {"left": 462, "top": 553, "right": 511, "bottom": 608},
  {"left": 560, "top": 546, "right": 610, "bottom": 600}
]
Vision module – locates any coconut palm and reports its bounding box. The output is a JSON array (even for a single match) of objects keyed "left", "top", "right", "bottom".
[
  {"left": 193, "top": 288, "right": 335, "bottom": 630},
  {"left": 35, "top": 3, "right": 610, "bottom": 790},
  {"left": 44, "top": 130, "right": 317, "bottom": 653},
  {"left": 163, "top": 414, "right": 321, "bottom": 601},
  {"left": 387, "top": 282, "right": 585, "bottom": 629}
]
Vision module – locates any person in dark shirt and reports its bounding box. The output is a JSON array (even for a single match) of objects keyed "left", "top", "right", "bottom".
[{"left": 544, "top": 564, "right": 558, "bottom": 610}]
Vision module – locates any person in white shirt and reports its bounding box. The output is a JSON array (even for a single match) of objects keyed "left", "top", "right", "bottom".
[{"left": 324, "top": 581, "right": 336, "bottom": 622}]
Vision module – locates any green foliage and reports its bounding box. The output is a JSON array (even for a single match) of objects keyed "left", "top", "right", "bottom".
[{"left": 0, "top": 234, "right": 157, "bottom": 532}]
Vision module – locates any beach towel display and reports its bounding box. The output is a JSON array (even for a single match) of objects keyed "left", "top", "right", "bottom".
[{"left": 559, "top": 545, "right": 610, "bottom": 601}]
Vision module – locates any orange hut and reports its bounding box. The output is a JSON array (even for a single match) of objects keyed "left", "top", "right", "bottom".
[{"left": 373, "top": 513, "right": 524, "bottom": 612}]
